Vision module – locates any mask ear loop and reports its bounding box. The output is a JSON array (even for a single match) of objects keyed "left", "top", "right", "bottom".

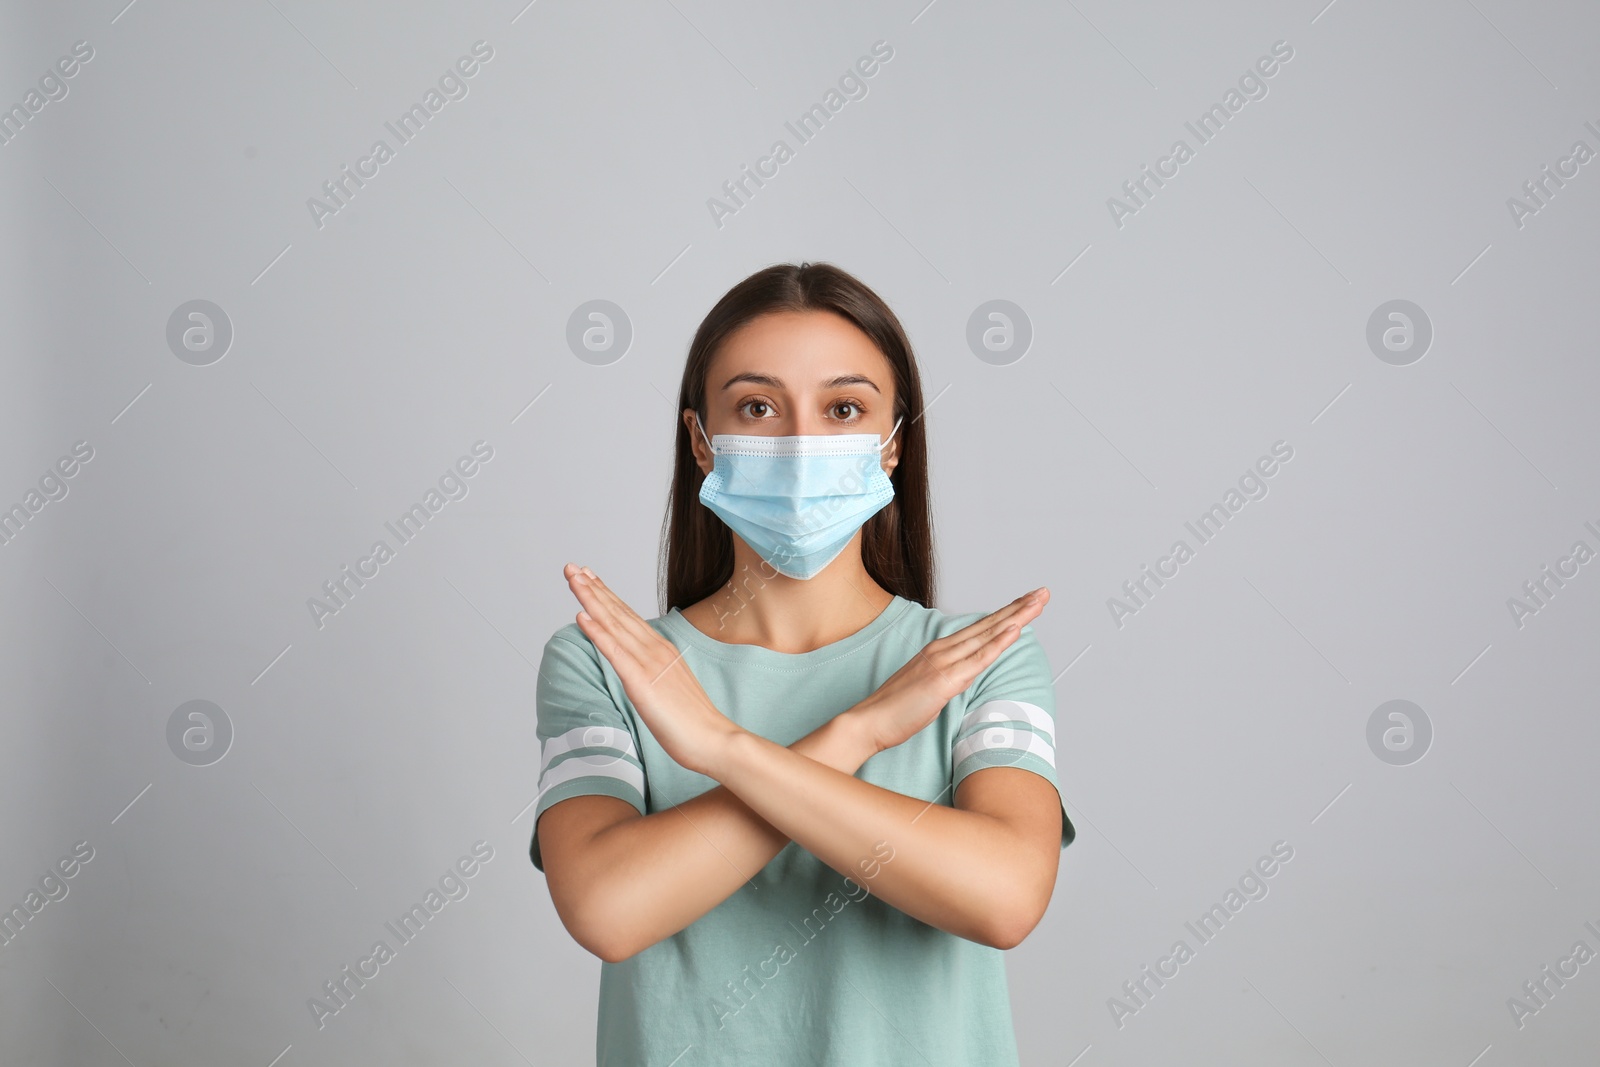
[
  {"left": 692, "top": 410, "right": 715, "bottom": 455},
  {"left": 877, "top": 415, "right": 905, "bottom": 452}
]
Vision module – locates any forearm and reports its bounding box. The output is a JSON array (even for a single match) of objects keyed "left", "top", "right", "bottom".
[
  {"left": 574, "top": 711, "right": 876, "bottom": 961},
  {"left": 705, "top": 729, "right": 1038, "bottom": 947}
]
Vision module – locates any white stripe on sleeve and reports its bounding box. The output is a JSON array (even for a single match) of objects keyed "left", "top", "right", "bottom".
[
  {"left": 953, "top": 727, "right": 1056, "bottom": 770},
  {"left": 536, "top": 751, "right": 646, "bottom": 801},
  {"left": 956, "top": 699, "right": 1055, "bottom": 746},
  {"left": 539, "top": 725, "right": 636, "bottom": 776}
]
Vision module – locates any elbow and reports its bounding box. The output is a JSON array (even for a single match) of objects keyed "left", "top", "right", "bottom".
[
  {"left": 589, "top": 924, "right": 665, "bottom": 963},
  {"left": 985, "top": 848, "right": 1060, "bottom": 949},
  {"left": 547, "top": 860, "right": 658, "bottom": 963},
  {"left": 986, "top": 910, "right": 1042, "bottom": 951},
  {"left": 564, "top": 915, "right": 635, "bottom": 963},
  {"left": 561, "top": 902, "right": 640, "bottom": 964},
  {"left": 983, "top": 888, "right": 1051, "bottom": 950},
  {"left": 543, "top": 855, "right": 642, "bottom": 962},
  {"left": 984, "top": 917, "right": 1028, "bottom": 951},
  {"left": 587, "top": 933, "right": 636, "bottom": 965},
  {"left": 560, "top": 893, "right": 649, "bottom": 963}
]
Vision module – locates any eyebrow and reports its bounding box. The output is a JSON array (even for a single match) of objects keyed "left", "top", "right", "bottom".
[{"left": 719, "top": 372, "right": 881, "bottom": 394}]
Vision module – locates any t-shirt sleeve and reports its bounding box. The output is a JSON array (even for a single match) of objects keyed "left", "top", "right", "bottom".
[
  {"left": 951, "top": 622, "right": 1075, "bottom": 849},
  {"left": 529, "top": 625, "right": 648, "bottom": 872}
]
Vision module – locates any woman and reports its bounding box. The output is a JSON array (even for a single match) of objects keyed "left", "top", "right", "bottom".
[{"left": 531, "top": 262, "right": 1074, "bottom": 1066}]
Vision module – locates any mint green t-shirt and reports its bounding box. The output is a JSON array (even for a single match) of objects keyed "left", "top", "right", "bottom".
[{"left": 531, "top": 593, "right": 1074, "bottom": 1067}]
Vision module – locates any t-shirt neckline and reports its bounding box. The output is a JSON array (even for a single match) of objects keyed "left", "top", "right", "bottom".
[{"left": 660, "top": 594, "right": 914, "bottom": 668}]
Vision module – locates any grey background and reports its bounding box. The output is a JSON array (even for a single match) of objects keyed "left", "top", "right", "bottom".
[{"left": 2, "top": 0, "right": 1596, "bottom": 1064}]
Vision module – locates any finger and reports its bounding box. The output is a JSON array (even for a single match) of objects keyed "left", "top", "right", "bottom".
[
  {"left": 576, "top": 592, "right": 698, "bottom": 701},
  {"left": 573, "top": 606, "right": 642, "bottom": 674},
  {"left": 570, "top": 572, "right": 687, "bottom": 689},
  {"left": 916, "top": 617, "right": 1022, "bottom": 700},
  {"left": 973, "top": 588, "right": 1047, "bottom": 637},
  {"left": 940, "top": 619, "right": 1027, "bottom": 689},
  {"left": 933, "top": 589, "right": 1045, "bottom": 652},
  {"left": 564, "top": 567, "right": 640, "bottom": 658},
  {"left": 960, "top": 617, "right": 1025, "bottom": 671},
  {"left": 566, "top": 566, "right": 634, "bottom": 635},
  {"left": 576, "top": 568, "right": 647, "bottom": 628},
  {"left": 572, "top": 568, "right": 662, "bottom": 651},
  {"left": 564, "top": 568, "right": 616, "bottom": 630},
  {"left": 935, "top": 592, "right": 1045, "bottom": 665},
  {"left": 943, "top": 597, "right": 1047, "bottom": 678}
]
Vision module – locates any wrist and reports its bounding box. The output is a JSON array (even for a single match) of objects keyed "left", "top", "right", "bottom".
[
  {"left": 835, "top": 701, "right": 886, "bottom": 763},
  {"left": 697, "top": 722, "right": 755, "bottom": 782}
]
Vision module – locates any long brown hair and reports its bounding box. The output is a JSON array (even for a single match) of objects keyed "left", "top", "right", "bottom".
[{"left": 659, "top": 262, "right": 935, "bottom": 614}]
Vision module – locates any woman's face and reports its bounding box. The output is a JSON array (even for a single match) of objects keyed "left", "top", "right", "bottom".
[{"left": 687, "top": 309, "right": 901, "bottom": 476}]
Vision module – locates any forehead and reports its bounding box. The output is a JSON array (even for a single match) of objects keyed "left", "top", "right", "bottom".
[{"left": 708, "top": 310, "right": 892, "bottom": 390}]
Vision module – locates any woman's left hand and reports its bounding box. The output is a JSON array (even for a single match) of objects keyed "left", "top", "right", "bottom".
[{"left": 563, "top": 563, "right": 744, "bottom": 777}]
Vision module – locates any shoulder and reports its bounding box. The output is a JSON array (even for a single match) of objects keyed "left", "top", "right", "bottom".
[
  {"left": 547, "top": 620, "right": 588, "bottom": 648},
  {"left": 538, "top": 622, "right": 608, "bottom": 686},
  {"left": 891, "top": 598, "right": 971, "bottom": 641},
  {"left": 542, "top": 621, "right": 596, "bottom": 661},
  {"left": 535, "top": 621, "right": 643, "bottom": 735}
]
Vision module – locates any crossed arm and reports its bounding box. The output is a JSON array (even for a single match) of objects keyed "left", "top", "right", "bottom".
[{"left": 536, "top": 566, "right": 1063, "bottom": 963}]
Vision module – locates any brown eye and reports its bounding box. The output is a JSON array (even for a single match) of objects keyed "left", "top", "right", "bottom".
[
  {"left": 742, "top": 400, "right": 770, "bottom": 419},
  {"left": 832, "top": 402, "right": 860, "bottom": 420}
]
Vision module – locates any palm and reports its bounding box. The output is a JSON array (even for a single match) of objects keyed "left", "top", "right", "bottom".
[
  {"left": 561, "top": 564, "right": 737, "bottom": 775},
  {"left": 862, "top": 588, "right": 1048, "bottom": 754}
]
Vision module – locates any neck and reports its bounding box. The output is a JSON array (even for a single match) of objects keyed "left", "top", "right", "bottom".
[{"left": 683, "top": 532, "right": 895, "bottom": 652}]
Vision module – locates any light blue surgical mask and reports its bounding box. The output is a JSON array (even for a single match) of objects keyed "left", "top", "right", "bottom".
[{"left": 693, "top": 411, "right": 904, "bottom": 580}]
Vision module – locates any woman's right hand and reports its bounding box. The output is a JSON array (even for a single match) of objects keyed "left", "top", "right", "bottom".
[{"left": 847, "top": 588, "right": 1050, "bottom": 757}]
